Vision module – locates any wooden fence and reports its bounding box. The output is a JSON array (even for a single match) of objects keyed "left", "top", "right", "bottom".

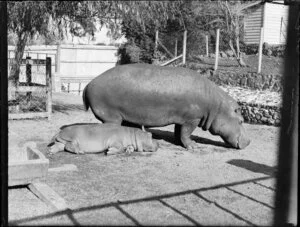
[
  {"left": 8, "top": 45, "right": 119, "bottom": 95},
  {"left": 8, "top": 57, "right": 52, "bottom": 120}
]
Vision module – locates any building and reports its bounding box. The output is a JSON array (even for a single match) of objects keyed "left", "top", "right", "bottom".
[{"left": 243, "top": 1, "right": 289, "bottom": 45}]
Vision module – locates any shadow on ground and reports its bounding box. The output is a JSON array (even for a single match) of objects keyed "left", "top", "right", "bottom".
[
  {"left": 148, "top": 128, "right": 230, "bottom": 149},
  {"left": 227, "top": 159, "right": 277, "bottom": 176},
  {"left": 9, "top": 176, "right": 274, "bottom": 226}
]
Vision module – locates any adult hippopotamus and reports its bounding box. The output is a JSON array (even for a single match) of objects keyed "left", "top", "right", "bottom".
[
  {"left": 48, "top": 123, "right": 159, "bottom": 155},
  {"left": 83, "top": 64, "right": 250, "bottom": 150}
]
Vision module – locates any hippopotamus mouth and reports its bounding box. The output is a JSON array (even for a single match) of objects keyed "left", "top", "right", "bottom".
[{"left": 222, "top": 133, "right": 250, "bottom": 149}]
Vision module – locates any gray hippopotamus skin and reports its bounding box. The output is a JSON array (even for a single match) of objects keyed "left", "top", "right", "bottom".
[
  {"left": 83, "top": 63, "right": 250, "bottom": 150},
  {"left": 48, "top": 123, "right": 159, "bottom": 155}
]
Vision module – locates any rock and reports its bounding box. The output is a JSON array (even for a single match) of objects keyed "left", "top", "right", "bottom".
[
  {"left": 225, "top": 50, "right": 234, "bottom": 57},
  {"left": 263, "top": 42, "right": 270, "bottom": 50},
  {"left": 220, "top": 51, "right": 227, "bottom": 58},
  {"left": 267, "top": 49, "right": 272, "bottom": 57}
]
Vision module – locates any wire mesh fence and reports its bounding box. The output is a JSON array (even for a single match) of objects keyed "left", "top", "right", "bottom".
[{"left": 8, "top": 57, "right": 52, "bottom": 120}]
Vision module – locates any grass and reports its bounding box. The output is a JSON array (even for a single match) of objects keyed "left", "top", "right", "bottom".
[{"left": 188, "top": 54, "right": 284, "bottom": 75}]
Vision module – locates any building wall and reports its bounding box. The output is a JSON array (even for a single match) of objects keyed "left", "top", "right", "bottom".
[
  {"left": 8, "top": 45, "right": 119, "bottom": 93},
  {"left": 263, "top": 2, "right": 289, "bottom": 45},
  {"left": 243, "top": 2, "right": 289, "bottom": 45},
  {"left": 244, "top": 6, "right": 263, "bottom": 44}
]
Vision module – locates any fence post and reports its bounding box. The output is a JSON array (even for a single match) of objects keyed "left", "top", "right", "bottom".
[
  {"left": 182, "top": 30, "right": 187, "bottom": 65},
  {"left": 174, "top": 38, "right": 178, "bottom": 57},
  {"left": 78, "top": 82, "right": 81, "bottom": 95},
  {"left": 214, "top": 29, "right": 220, "bottom": 72},
  {"left": 25, "top": 56, "right": 32, "bottom": 105},
  {"left": 26, "top": 56, "right": 32, "bottom": 85},
  {"left": 46, "top": 57, "right": 52, "bottom": 120},
  {"left": 257, "top": 27, "right": 264, "bottom": 73},
  {"left": 206, "top": 35, "right": 209, "bottom": 57},
  {"left": 155, "top": 30, "right": 159, "bottom": 59},
  {"left": 54, "top": 44, "right": 62, "bottom": 92},
  {"left": 56, "top": 44, "right": 61, "bottom": 73}
]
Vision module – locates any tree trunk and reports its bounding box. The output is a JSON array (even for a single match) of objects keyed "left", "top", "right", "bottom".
[
  {"left": 9, "top": 30, "right": 30, "bottom": 85},
  {"left": 235, "top": 35, "right": 247, "bottom": 67},
  {"left": 8, "top": 30, "right": 30, "bottom": 101},
  {"left": 235, "top": 15, "right": 247, "bottom": 67}
]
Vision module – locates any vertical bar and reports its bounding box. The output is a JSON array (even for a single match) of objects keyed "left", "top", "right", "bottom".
[
  {"left": 26, "top": 56, "right": 32, "bottom": 85},
  {"left": 46, "top": 57, "right": 52, "bottom": 120},
  {"left": 56, "top": 44, "right": 61, "bottom": 73},
  {"left": 0, "top": 1, "right": 8, "bottom": 224},
  {"left": 206, "top": 35, "right": 209, "bottom": 57},
  {"left": 67, "top": 83, "right": 70, "bottom": 93},
  {"left": 257, "top": 27, "right": 264, "bottom": 73},
  {"left": 182, "top": 30, "right": 187, "bottom": 64},
  {"left": 280, "top": 17, "right": 283, "bottom": 43},
  {"left": 214, "top": 29, "right": 220, "bottom": 71},
  {"left": 155, "top": 30, "right": 159, "bottom": 59},
  {"left": 274, "top": 5, "right": 298, "bottom": 226},
  {"left": 174, "top": 39, "right": 178, "bottom": 57},
  {"left": 78, "top": 82, "right": 81, "bottom": 95}
]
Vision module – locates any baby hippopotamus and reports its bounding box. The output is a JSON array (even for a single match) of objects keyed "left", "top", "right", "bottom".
[{"left": 47, "top": 123, "right": 159, "bottom": 155}]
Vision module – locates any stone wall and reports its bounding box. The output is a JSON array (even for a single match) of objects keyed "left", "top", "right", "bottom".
[
  {"left": 239, "top": 101, "right": 281, "bottom": 126},
  {"left": 205, "top": 70, "right": 283, "bottom": 92},
  {"left": 195, "top": 69, "right": 283, "bottom": 127}
]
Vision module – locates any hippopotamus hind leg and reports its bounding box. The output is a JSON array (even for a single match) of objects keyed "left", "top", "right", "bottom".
[
  {"left": 175, "top": 119, "right": 200, "bottom": 150},
  {"left": 48, "top": 142, "right": 65, "bottom": 155},
  {"left": 65, "top": 140, "right": 84, "bottom": 154}
]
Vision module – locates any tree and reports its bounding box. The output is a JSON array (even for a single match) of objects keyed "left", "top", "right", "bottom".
[
  {"left": 217, "top": 0, "right": 261, "bottom": 67},
  {"left": 7, "top": 1, "right": 116, "bottom": 86},
  {"left": 114, "top": 1, "right": 186, "bottom": 63}
]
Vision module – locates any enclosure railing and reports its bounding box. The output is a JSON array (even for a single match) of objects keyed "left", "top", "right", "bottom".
[{"left": 8, "top": 57, "right": 52, "bottom": 120}]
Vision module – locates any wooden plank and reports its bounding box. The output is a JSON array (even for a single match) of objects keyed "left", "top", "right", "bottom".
[
  {"left": 60, "top": 77, "right": 95, "bottom": 83},
  {"left": 9, "top": 86, "right": 47, "bottom": 93},
  {"left": 46, "top": 57, "right": 52, "bottom": 120},
  {"left": 60, "top": 60, "right": 117, "bottom": 64},
  {"left": 28, "top": 182, "right": 69, "bottom": 211},
  {"left": 160, "top": 54, "right": 183, "bottom": 66},
  {"left": 48, "top": 164, "right": 78, "bottom": 173},
  {"left": 158, "top": 39, "right": 174, "bottom": 58},
  {"left": 9, "top": 112, "right": 49, "bottom": 120}
]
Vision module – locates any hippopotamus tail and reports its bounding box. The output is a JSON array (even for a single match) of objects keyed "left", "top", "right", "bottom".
[{"left": 82, "top": 85, "right": 90, "bottom": 111}]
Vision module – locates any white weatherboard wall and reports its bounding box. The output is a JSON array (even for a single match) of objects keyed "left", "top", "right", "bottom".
[
  {"left": 244, "top": 6, "right": 263, "bottom": 44},
  {"left": 243, "top": 2, "right": 289, "bottom": 45},
  {"left": 59, "top": 45, "right": 118, "bottom": 80},
  {"left": 263, "top": 2, "right": 289, "bottom": 45},
  {"left": 8, "top": 45, "right": 119, "bottom": 93}
]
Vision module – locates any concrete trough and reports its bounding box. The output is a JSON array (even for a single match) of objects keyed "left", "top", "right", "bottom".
[{"left": 9, "top": 142, "right": 49, "bottom": 187}]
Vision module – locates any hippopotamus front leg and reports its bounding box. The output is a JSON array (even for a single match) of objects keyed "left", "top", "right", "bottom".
[
  {"left": 65, "top": 140, "right": 84, "bottom": 154},
  {"left": 105, "top": 141, "right": 125, "bottom": 155},
  {"left": 125, "top": 145, "right": 135, "bottom": 153},
  {"left": 175, "top": 119, "right": 200, "bottom": 149}
]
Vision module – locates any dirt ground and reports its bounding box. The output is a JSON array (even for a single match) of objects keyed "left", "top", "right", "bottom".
[{"left": 8, "top": 92, "right": 280, "bottom": 226}]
